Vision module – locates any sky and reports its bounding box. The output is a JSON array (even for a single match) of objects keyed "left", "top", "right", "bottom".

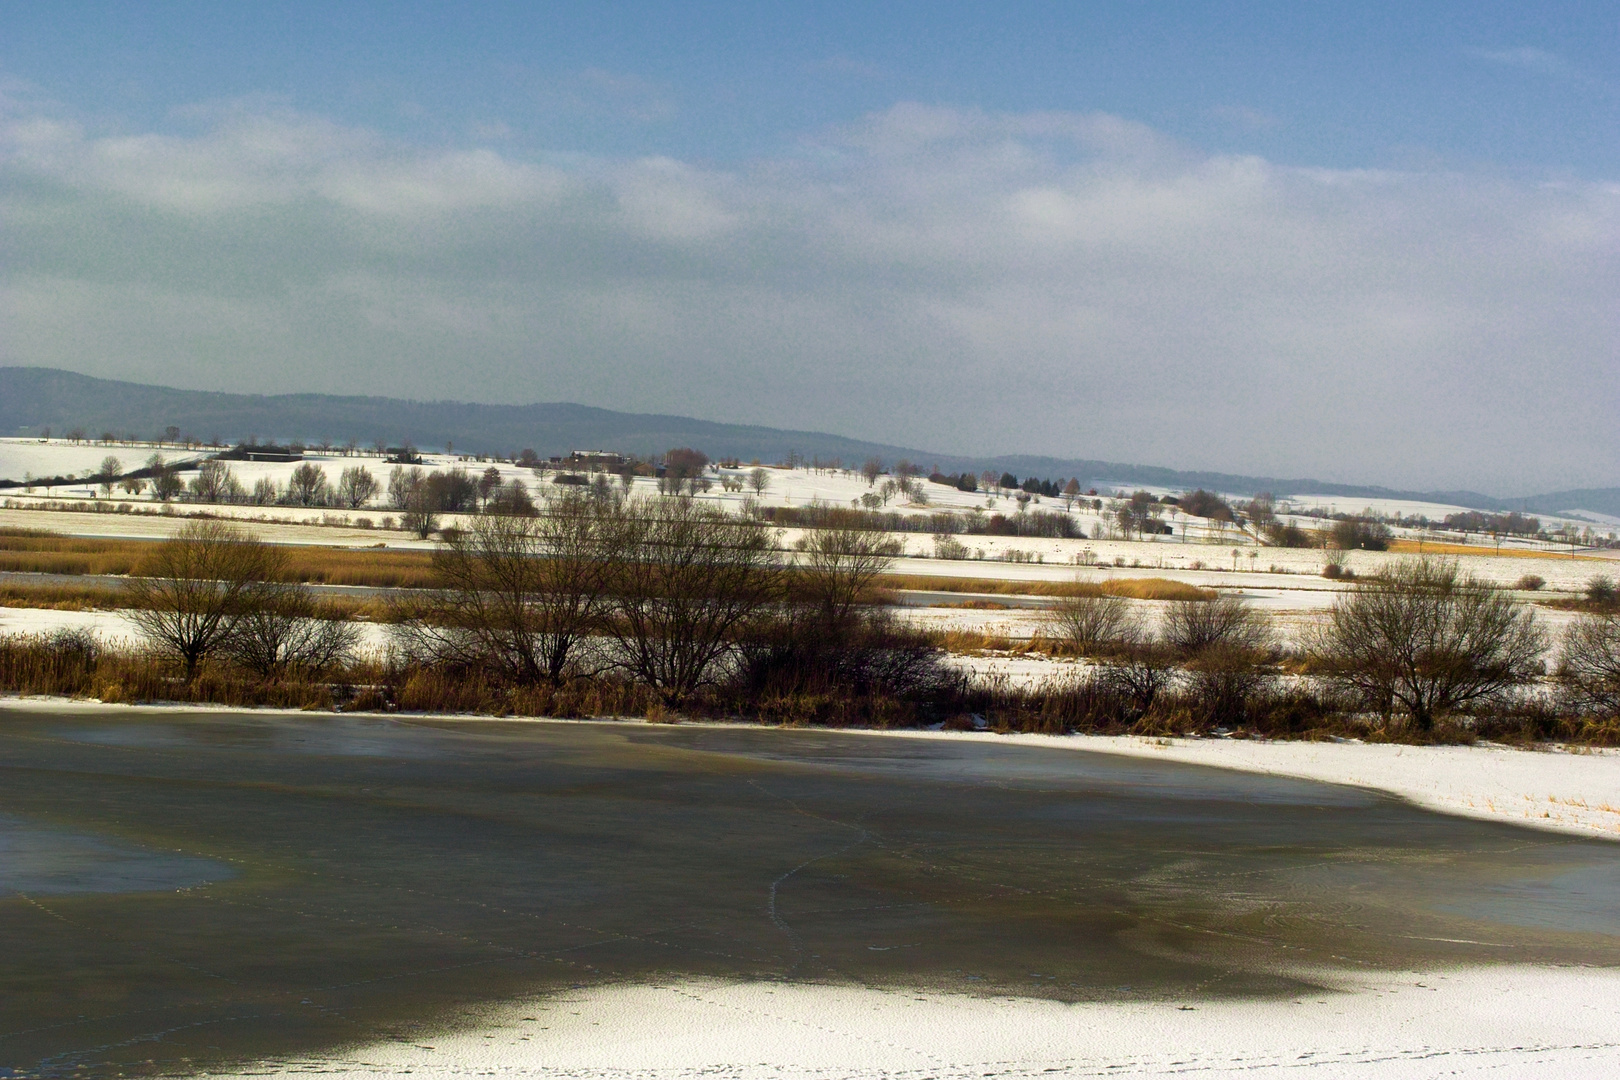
[{"left": 0, "top": 2, "right": 1616, "bottom": 495}]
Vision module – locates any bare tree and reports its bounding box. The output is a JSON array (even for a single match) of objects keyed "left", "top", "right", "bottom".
[
  {"left": 124, "top": 521, "right": 285, "bottom": 680},
  {"left": 1061, "top": 478, "right": 1081, "bottom": 511},
  {"left": 861, "top": 457, "right": 883, "bottom": 486},
  {"left": 151, "top": 464, "right": 184, "bottom": 502},
  {"left": 748, "top": 467, "right": 771, "bottom": 497},
  {"left": 1559, "top": 612, "right": 1620, "bottom": 716},
  {"left": 97, "top": 456, "right": 122, "bottom": 495},
  {"left": 402, "top": 488, "right": 440, "bottom": 539},
  {"left": 287, "top": 462, "right": 329, "bottom": 506},
  {"left": 188, "top": 460, "right": 240, "bottom": 503},
  {"left": 336, "top": 465, "right": 380, "bottom": 509},
  {"left": 396, "top": 493, "right": 614, "bottom": 684},
  {"left": 477, "top": 466, "right": 504, "bottom": 508},
  {"left": 1045, "top": 591, "right": 1139, "bottom": 656},
  {"left": 388, "top": 465, "right": 423, "bottom": 509},
  {"left": 1313, "top": 558, "right": 1546, "bottom": 730},
  {"left": 607, "top": 497, "right": 780, "bottom": 705},
  {"left": 225, "top": 588, "right": 360, "bottom": 680},
  {"left": 1114, "top": 490, "right": 1162, "bottom": 540},
  {"left": 793, "top": 526, "right": 901, "bottom": 627}
]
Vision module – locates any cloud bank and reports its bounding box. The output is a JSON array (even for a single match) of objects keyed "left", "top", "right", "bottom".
[{"left": 1, "top": 94, "right": 1615, "bottom": 492}]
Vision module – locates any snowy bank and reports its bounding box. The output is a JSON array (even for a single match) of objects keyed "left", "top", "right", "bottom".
[
  {"left": 879, "top": 729, "right": 1620, "bottom": 840},
  {"left": 235, "top": 966, "right": 1620, "bottom": 1079}
]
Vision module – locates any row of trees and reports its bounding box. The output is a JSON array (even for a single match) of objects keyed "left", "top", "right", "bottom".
[
  {"left": 121, "top": 497, "right": 930, "bottom": 709},
  {"left": 125, "top": 522, "right": 360, "bottom": 682},
  {"left": 393, "top": 495, "right": 911, "bottom": 704},
  {"left": 1043, "top": 558, "right": 1616, "bottom": 731}
]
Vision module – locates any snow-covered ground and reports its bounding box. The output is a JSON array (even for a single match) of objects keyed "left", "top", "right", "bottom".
[
  {"left": 5, "top": 440, "right": 1612, "bottom": 561},
  {"left": 232, "top": 966, "right": 1620, "bottom": 1079}
]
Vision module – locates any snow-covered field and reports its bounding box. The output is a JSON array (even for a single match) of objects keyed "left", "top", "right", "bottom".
[
  {"left": 5, "top": 440, "right": 1612, "bottom": 569},
  {"left": 232, "top": 965, "right": 1620, "bottom": 1079}
]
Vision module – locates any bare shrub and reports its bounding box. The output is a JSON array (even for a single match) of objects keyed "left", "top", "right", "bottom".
[
  {"left": 225, "top": 591, "right": 361, "bottom": 680},
  {"left": 1560, "top": 612, "right": 1620, "bottom": 717},
  {"left": 735, "top": 607, "right": 960, "bottom": 715},
  {"left": 1514, "top": 574, "right": 1545, "bottom": 591},
  {"left": 1314, "top": 558, "right": 1546, "bottom": 730},
  {"left": 124, "top": 521, "right": 285, "bottom": 680},
  {"left": 1183, "top": 646, "right": 1274, "bottom": 728},
  {"left": 606, "top": 497, "right": 780, "bottom": 705},
  {"left": 1163, "top": 595, "right": 1271, "bottom": 657},
  {"left": 1098, "top": 642, "right": 1177, "bottom": 721},
  {"left": 1044, "top": 591, "right": 1138, "bottom": 656}
]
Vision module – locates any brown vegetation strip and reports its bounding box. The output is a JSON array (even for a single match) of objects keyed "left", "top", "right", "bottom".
[{"left": 0, "top": 528, "right": 437, "bottom": 587}]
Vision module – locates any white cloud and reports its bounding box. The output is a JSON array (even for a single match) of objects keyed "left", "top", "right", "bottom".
[{"left": 0, "top": 100, "right": 1615, "bottom": 493}]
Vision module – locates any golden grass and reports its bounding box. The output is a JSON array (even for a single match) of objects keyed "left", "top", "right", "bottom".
[
  {"left": 0, "top": 528, "right": 437, "bottom": 587},
  {"left": 1099, "top": 578, "right": 1216, "bottom": 601},
  {"left": 881, "top": 573, "right": 1215, "bottom": 602},
  {"left": 0, "top": 582, "right": 129, "bottom": 610},
  {"left": 0, "top": 578, "right": 388, "bottom": 620},
  {"left": 1388, "top": 539, "right": 1603, "bottom": 560}
]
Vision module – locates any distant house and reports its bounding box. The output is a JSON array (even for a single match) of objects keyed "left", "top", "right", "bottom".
[
  {"left": 549, "top": 450, "right": 627, "bottom": 471},
  {"left": 221, "top": 444, "right": 304, "bottom": 463},
  {"left": 385, "top": 447, "right": 423, "bottom": 465}
]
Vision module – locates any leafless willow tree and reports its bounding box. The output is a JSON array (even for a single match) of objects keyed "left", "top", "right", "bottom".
[
  {"left": 1313, "top": 558, "right": 1546, "bottom": 730},
  {"left": 287, "top": 462, "right": 329, "bottom": 506},
  {"left": 606, "top": 497, "right": 780, "bottom": 705},
  {"left": 124, "top": 521, "right": 286, "bottom": 680},
  {"left": 394, "top": 493, "right": 615, "bottom": 684},
  {"left": 1559, "top": 612, "right": 1620, "bottom": 716},
  {"left": 793, "top": 526, "right": 901, "bottom": 627},
  {"left": 336, "top": 465, "right": 379, "bottom": 509}
]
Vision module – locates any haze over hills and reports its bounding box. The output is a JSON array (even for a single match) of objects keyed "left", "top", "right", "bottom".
[{"left": 1, "top": 367, "right": 1614, "bottom": 518}]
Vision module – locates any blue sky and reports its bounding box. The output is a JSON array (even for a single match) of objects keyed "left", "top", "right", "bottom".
[
  {"left": 7, "top": 1, "right": 1615, "bottom": 170},
  {"left": 1, "top": 3, "right": 1616, "bottom": 491}
]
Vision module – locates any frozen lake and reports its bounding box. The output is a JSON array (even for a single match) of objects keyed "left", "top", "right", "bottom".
[{"left": 2, "top": 708, "right": 1619, "bottom": 1076}]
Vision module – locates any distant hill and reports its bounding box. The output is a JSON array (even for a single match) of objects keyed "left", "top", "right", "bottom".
[{"left": 2, "top": 367, "right": 1613, "bottom": 517}]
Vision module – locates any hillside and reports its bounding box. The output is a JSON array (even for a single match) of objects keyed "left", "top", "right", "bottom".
[{"left": 2, "top": 367, "right": 1613, "bottom": 515}]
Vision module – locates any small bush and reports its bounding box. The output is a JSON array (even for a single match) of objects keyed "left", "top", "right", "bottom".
[
  {"left": 1515, "top": 574, "right": 1545, "bottom": 591},
  {"left": 1587, "top": 576, "right": 1617, "bottom": 608}
]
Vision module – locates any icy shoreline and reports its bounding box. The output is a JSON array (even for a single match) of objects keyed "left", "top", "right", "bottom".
[
  {"left": 881, "top": 728, "right": 1620, "bottom": 840},
  {"left": 230, "top": 966, "right": 1620, "bottom": 1079}
]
